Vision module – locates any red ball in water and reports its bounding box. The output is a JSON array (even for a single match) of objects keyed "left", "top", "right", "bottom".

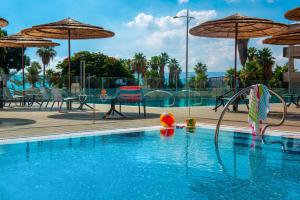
[
  {"left": 160, "top": 128, "right": 175, "bottom": 137},
  {"left": 160, "top": 112, "right": 175, "bottom": 127}
]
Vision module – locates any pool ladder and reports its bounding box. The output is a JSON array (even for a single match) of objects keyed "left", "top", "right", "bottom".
[{"left": 214, "top": 86, "right": 288, "bottom": 151}]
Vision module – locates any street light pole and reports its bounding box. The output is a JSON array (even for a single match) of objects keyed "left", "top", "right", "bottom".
[
  {"left": 185, "top": 9, "right": 189, "bottom": 87},
  {"left": 173, "top": 8, "right": 194, "bottom": 88}
]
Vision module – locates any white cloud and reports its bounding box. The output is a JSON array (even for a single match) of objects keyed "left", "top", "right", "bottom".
[
  {"left": 123, "top": 9, "right": 227, "bottom": 72},
  {"left": 126, "top": 13, "right": 154, "bottom": 28}
]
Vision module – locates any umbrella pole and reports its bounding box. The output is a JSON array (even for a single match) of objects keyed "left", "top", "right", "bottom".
[
  {"left": 68, "top": 29, "right": 71, "bottom": 92},
  {"left": 233, "top": 23, "right": 238, "bottom": 111},
  {"left": 22, "top": 46, "right": 25, "bottom": 106},
  {"left": 234, "top": 22, "right": 238, "bottom": 94},
  {"left": 22, "top": 46, "right": 25, "bottom": 91}
]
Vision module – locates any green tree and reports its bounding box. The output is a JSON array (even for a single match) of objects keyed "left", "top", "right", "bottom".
[
  {"left": 26, "top": 61, "right": 41, "bottom": 88},
  {"left": 56, "top": 51, "right": 133, "bottom": 87},
  {"left": 257, "top": 48, "right": 275, "bottom": 81},
  {"left": 168, "top": 58, "right": 181, "bottom": 88},
  {"left": 0, "top": 29, "right": 30, "bottom": 74},
  {"left": 132, "top": 52, "right": 147, "bottom": 84},
  {"left": 190, "top": 62, "right": 208, "bottom": 88},
  {"left": 269, "top": 63, "right": 288, "bottom": 88},
  {"left": 36, "top": 47, "right": 57, "bottom": 86},
  {"left": 158, "top": 52, "right": 169, "bottom": 88},
  {"left": 46, "top": 69, "right": 62, "bottom": 87},
  {"left": 239, "top": 60, "right": 263, "bottom": 87},
  {"left": 248, "top": 47, "right": 258, "bottom": 62},
  {"left": 146, "top": 56, "right": 161, "bottom": 88}
]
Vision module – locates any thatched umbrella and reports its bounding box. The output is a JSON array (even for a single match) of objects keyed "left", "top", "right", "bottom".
[
  {"left": 0, "top": 33, "right": 59, "bottom": 91},
  {"left": 21, "top": 18, "right": 115, "bottom": 91},
  {"left": 189, "top": 14, "right": 287, "bottom": 92},
  {"left": 285, "top": 7, "right": 300, "bottom": 21},
  {"left": 263, "top": 28, "right": 300, "bottom": 93},
  {"left": 0, "top": 18, "right": 8, "bottom": 27}
]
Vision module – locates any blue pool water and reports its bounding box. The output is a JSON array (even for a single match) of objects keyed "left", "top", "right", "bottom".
[{"left": 0, "top": 128, "right": 299, "bottom": 200}]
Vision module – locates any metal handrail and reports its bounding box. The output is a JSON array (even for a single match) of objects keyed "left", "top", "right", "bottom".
[{"left": 215, "top": 86, "right": 287, "bottom": 148}]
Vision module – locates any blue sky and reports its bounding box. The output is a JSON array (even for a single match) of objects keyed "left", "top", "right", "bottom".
[{"left": 1, "top": 0, "right": 299, "bottom": 72}]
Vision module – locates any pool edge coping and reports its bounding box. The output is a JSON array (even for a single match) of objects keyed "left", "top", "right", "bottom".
[{"left": 1, "top": 123, "right": 300, "bottom": 145}]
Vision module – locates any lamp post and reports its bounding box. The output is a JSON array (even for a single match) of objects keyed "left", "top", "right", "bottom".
[{"left": 173, "top": 8, "right": 195, "bottom": 87}]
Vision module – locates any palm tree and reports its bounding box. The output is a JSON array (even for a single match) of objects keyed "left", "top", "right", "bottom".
[
  {"left": 149, "top": 56, "right": 160, "bottom": 71},
  {"left": 168, "top": 58, "right": 179, "bottom": 87},
  {"left": 26, "top": 61, "right": 41, "bottom": 88},
  {"left": 158, "top": 52, "right": 169, "bottom": 88},
  {"left": 132, "top": 53, "right": 147, "bottom": 84},
  {"left": 257, "top": 48, "right": 275, "bottom": 81},
  {"left": 248, "top": 47, "right": 258, "bottom": 62},
  {"left": 36, "top": 47, "right": 57, "bottom": 87},
  {"left": 194, "top": 62, "right": 207, "bottom": 74}
]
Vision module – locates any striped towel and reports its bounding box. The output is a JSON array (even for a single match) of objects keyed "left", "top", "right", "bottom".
[{"left": 248, "top": 84, "right": 271, "bottom": 136}]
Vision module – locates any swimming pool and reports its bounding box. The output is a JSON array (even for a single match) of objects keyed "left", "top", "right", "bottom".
[{"left": 0, "top": 127, "right": 299, "bottom": 200}]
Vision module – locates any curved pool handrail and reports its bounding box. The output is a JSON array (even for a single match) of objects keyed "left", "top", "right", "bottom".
[
  {"left": 172, "top": 89, "right": 203, "bottom": 107},
  {"left": 215, "top": 86, "right": 287, "bottom": 148},
  {"left": 144, "top": 90, "right": 175, "bottom": 107}
]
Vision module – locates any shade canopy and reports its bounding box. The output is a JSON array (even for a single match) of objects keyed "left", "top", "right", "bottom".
[
  {"left": 21, "top": 18, "right": 115, "bottom": 91},
  {"left": 0, "top": 33, "right": 59, "bottom": 91},
  {"left": 189, "top": 14, "right": 287, "bottom": 97},
  {"left": 285, "top": 7, "right": 300, "bottom": 21},
  {"left": 0, "top": 33, "right": 60, "bottom": 47},
  {"left": 21, "top": 18, "right": 115, "bottom": 39},
  {"left": 263, "top": 29, "right": 300, "bottom": 45},
  {"left": 189, "top": 14, "right": 287, "bottom": 39},
  {"left": 0, "top": 17, "right": 8, "bottom": 27}
]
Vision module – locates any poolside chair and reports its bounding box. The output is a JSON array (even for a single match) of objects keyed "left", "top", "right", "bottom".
[
  {"left": 50, "top": 88, "right": 78, "bottom": 111},
  {"left": 3, "top": 87, "right": 25, "bottom": 107},
  {"left": 36, "top": 87, "right": 52, "bottom": 110},
  {"left": 213, "top": 89, "right": 249, "bottom": 112},
  {"left": 115, "top": 86, "right": 146, "bottom": 117}
]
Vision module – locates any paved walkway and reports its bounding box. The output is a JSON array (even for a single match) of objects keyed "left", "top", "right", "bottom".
[{"left": 0, "top": 103, "right": 300, "bottom": 140}]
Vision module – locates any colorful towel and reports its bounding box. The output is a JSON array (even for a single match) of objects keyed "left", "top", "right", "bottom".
[{"left": 248, "top": 84, "right": 271, "bottom": 136}]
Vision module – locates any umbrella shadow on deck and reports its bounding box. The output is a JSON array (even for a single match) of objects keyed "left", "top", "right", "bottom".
[
  {"left": 0, "top": 118, "right": 36, "bottom": 127},
  {"left": 48, "top": 112, "right": 160, "bottom": 121}
]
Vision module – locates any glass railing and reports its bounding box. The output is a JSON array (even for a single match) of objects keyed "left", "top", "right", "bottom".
[{"left": 2, "top": 73, "right": 299, "bottom": 109}]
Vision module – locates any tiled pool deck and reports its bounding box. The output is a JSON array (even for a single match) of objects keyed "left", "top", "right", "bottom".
[{"left": 0, "top": 103, "right": 300, "bottom": 141}]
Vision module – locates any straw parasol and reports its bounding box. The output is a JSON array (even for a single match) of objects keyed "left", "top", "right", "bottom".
[
  {"left": 285, "top": 7, "right": 300, "bottom": 21},
  {"left": 0, "top": 18, "right": 8, "bottom": 27},
  {"left": 21, "top": 18, "right": 115, "bottom": 90},
  {"left": 263, "top": 29, "right": 300, "bottom": 45},
  {"left": 263, "top": 28, "right": 300, "bottom": 94},
  {"left": 189, "top": 14, "right": 287, "bottom": 92},
  {"left": 0, "top": 33, "right": 59, "bottom": 91}
]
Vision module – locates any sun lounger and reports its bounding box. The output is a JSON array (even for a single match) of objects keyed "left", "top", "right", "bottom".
[
  {"left": 115, "top": 86, "right": 146, "bottom": 117},
  {"left": 3, "top": 87, "right": 25, "bottom": 107}
]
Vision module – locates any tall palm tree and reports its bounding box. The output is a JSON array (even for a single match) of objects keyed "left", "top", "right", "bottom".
[
  {"left": 149, "top": 56, "right": 160, "bottom": 71},
  {"left": 132, "top": 53, "right": 147, "bottom": 84},
  {"left": 168, "top": 58, "right": 179, "bottom": 87},
  {"left": 26, "top": 61, "right": 41, "bottom": 89},
  {"left": 257, "top": 48, "right": 275, "bottom": 81},
  {"left": 247, "top": 47, "right": 258, "bottom": 62},
  {"left": 194, "top": 62, "right": 207, "bottom": 75},
  {"left": 36, "top": 47, "right": 57, "bottom": 87},
  {"left": 158, "top": 52, "right": 169, "bottom": 88}
]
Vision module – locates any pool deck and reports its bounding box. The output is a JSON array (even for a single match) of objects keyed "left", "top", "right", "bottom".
[{"left": 0, "top": 103, "right": 300, "bottom": 141}]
